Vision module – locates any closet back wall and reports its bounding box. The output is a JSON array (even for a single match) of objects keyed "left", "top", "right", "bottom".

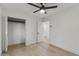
[{"left": 8, "top": 21, "right": 26, "bottom": 45}]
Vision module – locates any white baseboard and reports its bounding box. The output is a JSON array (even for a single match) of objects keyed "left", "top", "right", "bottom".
[{"left": 50, "top": 42, "right": 79, "bottom": 55}]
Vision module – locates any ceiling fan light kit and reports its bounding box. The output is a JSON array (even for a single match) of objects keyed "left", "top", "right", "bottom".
[
  {"left": 27, "top": 3, "right": 58, "bottom": 14},
  {"left": 39, "top": 9, "right": 45, "bottom": 14}
]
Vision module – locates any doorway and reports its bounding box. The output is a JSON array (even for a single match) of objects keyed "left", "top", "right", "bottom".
[
  {"left": 37, "top": 20, "right": 50, "bottom": 43},
  {"left": 8, "top": 17, "right": 26, "bottom": 49}
]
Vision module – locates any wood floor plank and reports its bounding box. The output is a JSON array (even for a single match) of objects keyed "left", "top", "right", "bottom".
[{"left": 2, "top": 42, "right": 78, "bottom": 56}]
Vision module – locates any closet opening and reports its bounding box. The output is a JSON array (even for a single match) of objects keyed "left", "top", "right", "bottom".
[{"left": 8, "top": 17, "right": 26, "bottom": 50}]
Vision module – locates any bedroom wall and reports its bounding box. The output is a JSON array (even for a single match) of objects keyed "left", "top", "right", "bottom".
[
  {"left": 46, "top": 6, "right": 79, "bottom": 55},
  {"left": 1, "top": 7, "right": 40, "bottom": 51}
]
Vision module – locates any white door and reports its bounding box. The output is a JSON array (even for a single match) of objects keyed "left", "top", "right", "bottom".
[
  {"left": 37, "top": 21, "right": 43, "bottom": 42},
  {"left": 37, "top": 21, "right": 50, "bottom": 43}
]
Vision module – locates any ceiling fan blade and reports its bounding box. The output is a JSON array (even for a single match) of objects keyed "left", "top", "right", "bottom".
[
  {"left": 33, "top": 9, "right": 41, "bottom": 13},
  {"left": 45, "top": 5, "right": 58, "bottom": 9},
  {"left": 27, "top": 3, "right": 41, "bottom": 8}
]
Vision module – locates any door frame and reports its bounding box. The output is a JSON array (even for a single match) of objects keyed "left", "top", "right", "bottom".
[
  {"left": 0, "top": 16, "right": 8, "bottom": 55},
  {"left": 5, "top": 16, "right": 27, "bottom": 52}
]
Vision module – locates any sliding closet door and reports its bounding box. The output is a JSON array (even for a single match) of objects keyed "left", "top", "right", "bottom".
[{"left": 1, "top": 16, "right": 8, "bottom": 52}]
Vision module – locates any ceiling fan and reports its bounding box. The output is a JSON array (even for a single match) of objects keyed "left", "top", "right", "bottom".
[{"left": 27, "top": 3, "right": 58, "bottom": 14}]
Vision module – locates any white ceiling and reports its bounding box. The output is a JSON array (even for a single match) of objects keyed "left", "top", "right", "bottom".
[{"left": 1, "top": 3, "right": 79, "bottom": 18}]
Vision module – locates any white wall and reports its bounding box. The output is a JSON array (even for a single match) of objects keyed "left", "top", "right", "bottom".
[
  {"left": 8, "top": 21, "right": 25, "bottom": 45},
  {"left": 1, "top": 6, "right": 40, "bottom": 50},
  {"left": 26, "top": 17, "right": 37, "bottom": 45},
  {"left": 46, "top": 6, "right": 79, "bottom": 55}
]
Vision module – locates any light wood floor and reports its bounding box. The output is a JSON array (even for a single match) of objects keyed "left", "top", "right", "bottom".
[{"left": 2, "top": 42, "right": 78, "bottom": 56}]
